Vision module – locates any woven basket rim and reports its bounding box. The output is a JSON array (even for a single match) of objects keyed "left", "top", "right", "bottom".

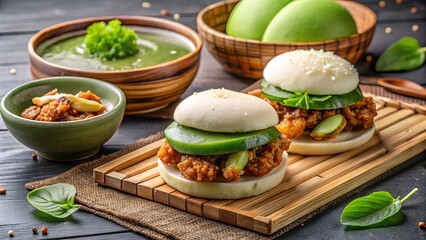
[
  {"left": 29, "top": 15, "right": 203, "bottom": 75},
  {"left": 196, "top": 0, "right": 377, "bottom": 46}
]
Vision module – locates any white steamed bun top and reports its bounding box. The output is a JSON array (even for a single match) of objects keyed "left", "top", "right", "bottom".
[
  {"left": 174, "top": 88, "right": 278, "bottom": 133},
  {"left": 263, "top": 49, "right": 359, "bottom": 95}
]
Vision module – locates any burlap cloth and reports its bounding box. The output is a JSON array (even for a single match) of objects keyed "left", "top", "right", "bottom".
[{"left": 25, "top": 85, "right": 425, "bottom": 240}]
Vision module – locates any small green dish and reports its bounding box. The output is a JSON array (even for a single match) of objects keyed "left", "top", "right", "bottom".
[{"left": 0, "top": 76, "right": 126, "bottom": 161}]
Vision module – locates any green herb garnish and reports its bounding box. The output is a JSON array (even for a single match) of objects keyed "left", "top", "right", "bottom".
[
  {"left": 27, "top": 183, "right": 81, "bottom": 218},
  {"left": 261, "top": 79, "right": 363, "bottom": 110},
  {"left": 375, "top": 37, "right": 426, "bottom": 72},
  {"left": 84, "top": 19, "right": 139, "bottom": 60},
  {"left": 340, "top": 188, "right": 418, "bottom": 227}
]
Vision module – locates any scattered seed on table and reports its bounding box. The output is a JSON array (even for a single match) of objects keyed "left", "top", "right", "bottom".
[
  {"left": 41, "top": 226, "right": 48, "bottom": 235},
  {"left": 160, "top": 9, "right": 170, "bottom": 16},
  {"left": 365, "top": 55, "right": 373, "bottom": 63},
  {"left": 173, "top": 13, "right": 180, "bottom": 20},
  {"left": 32, "top": 227, "right": 38, "bottom": 234},
  {"left": 395, "top": 0, "right": 404, "bottom": 5},
  {"left": 410, "top": 7, "right": 418, "bottom": 14},
  {"left": 8, "top": 230, "right": 13, "bottom": 237},
  {"left": 9, "top": 68, "right": 16, "bottom": 75},
  {"left": 378, "top": 1, "right": 386, "bottom": 7},
  {"left": 419, "top": 221, "right": 425, "bottom": 229},
  {"left": 385, "top": 27, "right": 392, "bottom": 34},
  {"left": 31, "top": 153, "right": 38, "bottom": 160},
  {"left": 141, "top": 1, "right": 151, "bottom": 8},
  {"left": 300, "top": 223, "right": 305, "bottom": 227},
  {"left": 0, "top": 187, "right": 6, "bottom": 194},
  {"left": 412, "top": 24, "right": 419, "bottom": 32}
]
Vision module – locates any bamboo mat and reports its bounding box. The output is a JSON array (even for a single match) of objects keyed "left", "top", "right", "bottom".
[
  {"left": 25, "top": 82, "right": 426, "bottom": 239},
  {"left": 92, "top": 95, "right": 426, "bottom": 235}
]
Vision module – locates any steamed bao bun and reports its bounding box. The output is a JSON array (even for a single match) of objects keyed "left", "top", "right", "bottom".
[
  {"left": 174, "top": 88, "right": 278, "bottom": 132},
  {"left": 263, "top": 49, "right": 359, "bottom": 95}
]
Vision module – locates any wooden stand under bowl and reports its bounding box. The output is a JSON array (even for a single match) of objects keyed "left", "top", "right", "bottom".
[{"left": 28, "top": 16, "right": 203, "bottom": 114}]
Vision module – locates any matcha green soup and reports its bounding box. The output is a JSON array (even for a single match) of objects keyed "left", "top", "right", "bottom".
[{"left": 37, "top": 27, "right": 194, "bottom": 71}]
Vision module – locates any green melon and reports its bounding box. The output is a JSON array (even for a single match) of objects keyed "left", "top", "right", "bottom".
[
  {"left": 262, "top": 0, "right": 357, "bottom": 42},
  {"left": 226, "top": 0, "right": 293, "bottom": 40}
]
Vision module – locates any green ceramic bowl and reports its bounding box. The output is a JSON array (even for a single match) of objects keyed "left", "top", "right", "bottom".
[{"left": 0, "top": 76, "right": 126, "bottom": 161}]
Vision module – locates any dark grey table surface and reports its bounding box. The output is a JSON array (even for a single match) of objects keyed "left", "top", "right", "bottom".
[{"left": 0, "top": 0, "right": 425, "bottom": 239}]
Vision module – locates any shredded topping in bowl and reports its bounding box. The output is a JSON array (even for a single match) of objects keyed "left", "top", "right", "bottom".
[{"left": 21, "top": 89, "right": 106, "bottom": 122}]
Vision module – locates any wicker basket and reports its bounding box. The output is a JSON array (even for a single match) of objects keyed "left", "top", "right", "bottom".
[{"left": 197, "top": 0, "right": 377, "bottom": 79}]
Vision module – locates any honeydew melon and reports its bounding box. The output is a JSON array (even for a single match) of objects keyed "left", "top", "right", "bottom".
[
  {"left": 262, "top": 0, "right": 357, "bottom": 42},
  {"left": 226, "top": 0, "right": 293, "bottom": 40}
]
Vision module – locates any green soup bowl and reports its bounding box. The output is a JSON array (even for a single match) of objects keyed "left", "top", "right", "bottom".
[{"left": 0, "top": 76, "right": 126, "bottom": 161}]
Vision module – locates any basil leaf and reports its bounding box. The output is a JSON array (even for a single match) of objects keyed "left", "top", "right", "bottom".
[
  {"left": 311, "top": 95, "right": 332, "bottom": 101},
  {"left": 27, "top": 183, "right": 80, "bottom": 218},
  {"left": 340, "top": 188, "right": 418, "bottom": 227},
  {"left": 261, "top": 79, "right": 363, "bottom": 109},
  {"left": 346, "top": 211, "right": 405, "bottom": 230},
  {"left": 375, "top": 37, "right": 426, "bottom": 72}
]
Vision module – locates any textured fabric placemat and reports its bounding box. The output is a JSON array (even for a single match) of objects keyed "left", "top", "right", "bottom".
[{"left": 25, "top": 87, "right": 425, "bottom": 240}]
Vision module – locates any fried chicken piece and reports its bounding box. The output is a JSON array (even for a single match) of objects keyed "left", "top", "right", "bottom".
[
  {"left": 35, "top": 97, "right": 71, "bottom": 122},
  {"left": 276, "top": 117, "right": 306, "bottom": 138},
  {"left": 244, "top": 137, "right": 291, "bottom": 177},
  {"left": 157, "top": 140, "right": 182, "bottom": 166},
  {"left": 21, "top": 106, "right": 41, "bottom": 120},
  {"left": 177, "top": 156, "right": 219, "bottom": 182},
  {"left": 222, "top": 165, "right": 241, "bottom": 181},
  {"left": 43, "top": 88, "right": 58, "bottom": 96},
  {"left": 76, "top": 90, "right": 101, "bottom": 102},
  {"left": 341, "top": 97, "right": 377, "bottom": 130}
]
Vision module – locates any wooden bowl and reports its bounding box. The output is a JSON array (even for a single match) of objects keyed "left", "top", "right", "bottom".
[
  {"left": 197, "top": 0, "right": 377, "bottom": 79},
  {"left": 29, "top": 16, "right": 202, "bottom": 114}
]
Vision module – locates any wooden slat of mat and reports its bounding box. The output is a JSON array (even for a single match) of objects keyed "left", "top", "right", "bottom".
[
  {"left": 170, "top": 191, "right": 190, "bottom": 211},
  {"left": 105, "top": 155, "right": 158, "bottom": 191},
  {"left": 375, "top": 108, "right": 415, "bottom": 131},
  {"left": 119, "top": 156, "right": 158, "bottom": 176},
  {"left": 137, "top": 176, "right": 165, "bottom": 200},
  {"left": 375, "top": 106, "right": 398, "bottom": 120},
  {"left": 122, "top": 167, "right": 159, "bottom": 194},
  {"left": 268, "top": 132, "right": 426, "bottom": 234},
  {"left": 379, "top": 114, "right": 426, "bottom": 150},
  {"left": 154, "top": 184, "right": 175, "bottom": 205},
  {"left": 94, "top": 139, "right": 163, "bottom": 185}
]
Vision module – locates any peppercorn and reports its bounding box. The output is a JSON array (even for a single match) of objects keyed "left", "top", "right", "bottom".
[
  {"left": 419, "top": 221, "right": 425, "bottom": 229},
  {"left": 8, "top": 230, "right": 14, "bottom": 237},
  {"left": 32, "top": 227, "right": 38, "bottom": 234},
  {"left": 410, "top": 7, "right": 418, "bottom": 14},
  {"left": 0, "top": 187, "right": 6, "bottom": 194},
  {"left": 32, "top": 153, "right": 38, "bottom": 160},
  {"left": 41, "top": 226, "right": 48, "bottom": 235},
  {"left": 160, "top": 9, "right": 170, "bottom": 16}
]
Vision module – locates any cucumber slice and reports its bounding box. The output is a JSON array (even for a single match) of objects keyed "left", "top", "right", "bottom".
[
  {"left": 225, "top": 150, "right": 249, "bottom": 172},
  {"left": 165, "top": 121, "right": 280, "bottom": 155},
  {"left": 261, "top": 79, "right": 363, "bottom": 109},
  {"left": 311, "top": 114, "right": 345, "bottom": 138}
]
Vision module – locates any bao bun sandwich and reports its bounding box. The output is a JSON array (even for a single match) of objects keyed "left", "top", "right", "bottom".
[
  {"left": 250, "top": 49, "right": 377, "bottom": 155},
  {"left": 157, "top": 89, "right": 291, "bottom": 199}
]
